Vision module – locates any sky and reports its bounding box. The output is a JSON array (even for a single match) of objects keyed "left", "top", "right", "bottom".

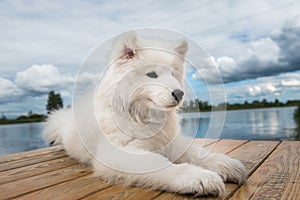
[{"left": 0, "top": 0, "right": 300, "bottom": 117}]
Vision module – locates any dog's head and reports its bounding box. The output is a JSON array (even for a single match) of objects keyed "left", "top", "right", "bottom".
[{"left": 110, "top": 31, "right": 188, "bottom": 112}]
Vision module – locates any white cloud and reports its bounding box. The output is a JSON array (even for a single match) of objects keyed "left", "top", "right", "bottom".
[
  {"left": 0, "top": 78, "right": 24, "bottom": 103},
  {"left": 73, "top": 72, "right": 100, "bottom": 94},
  {"left": 225, "top": 72, "right": 300, "bottom": 102},
  {"left": 0, "top": 62, "right": 103, "bottom": 105},
  {"left": 217, "top": 57, "right": 237, "bottom": 74},
  {"left": 247, "top": 84, "right": 279, "bottom": 97},
  {"left": 280, "top": 79, "right": 300, "bottom": 87},
  {"left": 15, "top": 64, "right": 73, "bottom": 94},
  {"left": 247, "top": 37, "right": 280, "bottom": 62}
]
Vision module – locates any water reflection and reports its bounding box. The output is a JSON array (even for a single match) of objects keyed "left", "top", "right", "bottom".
[
  {"left": 181, "top": 107, "right": 297, "bottom": 141},
  {"left": 294, "top": 106, "right": 300, "bottom": 140},
  {"left": 181, "top": 117, "right": 210, "bottom": 138},
  {"left": 0, "top": 123, "right": 48, "bottom": 156}
]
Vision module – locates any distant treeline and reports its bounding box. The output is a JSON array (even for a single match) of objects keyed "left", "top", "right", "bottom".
[
  {"left": 1, "top": 94, "right": 300, "bottom": 124},
  {"left": 180, "top": 99, "right": 300, "bottom": 113},
  {"left": 0, "top": 111, "right": 47, "bottom": 125},
  {"left": 0, "top": 90, "right": 62, "bottom": 125}
]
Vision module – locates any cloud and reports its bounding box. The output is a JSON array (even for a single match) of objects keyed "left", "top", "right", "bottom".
[
  {"left": 73, "top": 72, "right": 100, "bottom": 94},
  {"left": 247, "top": 84, "right": 279, "bottom": 97},
  {"left": 0, "top": 64, "right": 100, "bottom": 106},
  {"left": 225, "top": 71, "right": 300, "bottom": 102},
  {"left": 272, "top": 17, "right": 300, "bottom": 65},
  {"left": 0, "top": 0, "right": 300, "bottom": 115},
  {"left": 280, "top": 79, "right": 300, "bottom": 87},
  {"left": 1, "top": 0, "right": 299, "bottom": 77},
  {"left": 0, "top": 64, "right": 74, "bottom": 106},
  {"left": 192, "top": 17, "right": 300, "bottom": 83},
  {"left": 0, "top": 78, "right": 24, "bottom": 103},
  {"left": 15, "top": 64, "right": 73, "bottom": 94}
]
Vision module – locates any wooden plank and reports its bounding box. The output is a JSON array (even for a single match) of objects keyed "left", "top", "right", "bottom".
[
  {"left": 227, "top": 141, "right": 280, "bottom": 174},
  {"left": 0, "top": 164, "right": 92, "bottom": 199},
  {"left": 206, "top": 139, "right": 248, "bottom": 154},
  {"left": 0, "top": 150, "right": 67, "bottom": 172},
  {"left": 81, "top": 185, "right": 161, "bottom": 200},
  {"left": 152, "top": 192, "right": 198, "bottom": 200},
  {"left": 153, "top": 140, "right": 280, "bottom": 200},
  {"left": 16, "top": 174, "right": 111, "bottom": 200},
  {"left": 123, "top": 188, "right": 162, "bottom": 200},
  {"left": 0, "top": 157, "right": 79, "bottom": 185},
  {"left": 0, "top": 145, "right": 62, "bottom": 164},
  {"left": 219, "top": 141, "right": 280, "bottom": 200},
  {"left": 230, "top": 141, "right": 300, "bottom": 200},
  {"left": 194, "top": 138, "right": 219, "bottom": 147}
]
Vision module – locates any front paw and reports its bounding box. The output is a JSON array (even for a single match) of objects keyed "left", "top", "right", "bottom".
[
  {"left": 205, "top": 154, "right": 247, "bottom": 184},
  {"left": 173, "top": 165, "right": 226, "bottom": 197}
]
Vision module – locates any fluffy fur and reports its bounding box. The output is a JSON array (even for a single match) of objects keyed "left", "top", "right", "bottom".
[{"left": 44, "top": 31, "right": 247, "bottom": 197}]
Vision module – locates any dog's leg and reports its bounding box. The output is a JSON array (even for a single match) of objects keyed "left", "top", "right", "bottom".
[
  {"left": 165, "top": 136, "right": 247, "bottom": 184},
  {"left": 92, "top": 145, "right": 225, "bottom": 197}
]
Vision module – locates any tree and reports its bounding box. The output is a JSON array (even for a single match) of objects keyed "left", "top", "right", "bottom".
[
  {"left": 46, "top": 91, "right": 63, "bottom": 114},
  {"left": 28, "top": 110, "right": 33, "bottom": 117},
  {"left": 274, "top": 98, "right": 282, "bottom": 106},
  {"left": 189, "top": 100, "right": 194, "bottom": 111},
  {"left": 294, "top": 105, "right": 300, "bottom": 125},
  {"left": 1, "top": 112, "right": 6, "bottom": 121}
]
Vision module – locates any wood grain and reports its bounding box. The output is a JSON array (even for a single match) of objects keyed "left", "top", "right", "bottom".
[
  {"left": 0, "top": 150, "right": 67, "bottom": 172},
  {"left": 0, "top": 145, "right": 62, "bottom": 164},
  {"left": 16, "top": 174, "right": 110, "bottom": 200},
  {"left": 0, "top": 164, "right": 92, "bottom": 199},
  {"left": 206, "top": 139, "right": 248, "bottom": 154},
  {"left": 230, "top": 141, "right": 300, "bottom": 200},
  {"left": 0, "top": 157, "right": 79, "bottom": 185},
  {"left": 81, "top": 185, "right": 161, "bottom": 200},
  {"left": 194, "top": 138, "right": 219, "bottom": 147},
  {"left": 218, "top": 141, "right": 281, "bottom": 200}
]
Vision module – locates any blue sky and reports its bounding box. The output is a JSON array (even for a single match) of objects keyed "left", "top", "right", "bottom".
[{"left": 0, "top": 0, "right": 300, "bottom": 117}]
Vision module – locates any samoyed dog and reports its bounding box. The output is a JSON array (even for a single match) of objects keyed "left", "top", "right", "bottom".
[{"left": 44, "top": 31, "right": 246, "bottom": 197}]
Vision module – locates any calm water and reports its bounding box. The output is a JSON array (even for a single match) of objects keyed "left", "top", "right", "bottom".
[
  {"left": 0, "top": 123, "right": 48, "bottom": 156},
  {"left": 181, "top": 107, "right": 298, "bottom": 140},
  {"left": 0, "top": 107, "right": 298, "bottom": 156}
]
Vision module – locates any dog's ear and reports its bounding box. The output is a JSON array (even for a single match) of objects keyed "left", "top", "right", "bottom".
[
  {"left": 112, "top": 31, "right": 139, "bottom": 61},
  {"left": 174, "top": 39, "right": 188, "bottom": 57},
  {"left": 172, "top": 39, "right": 188, "bottom": 77}
]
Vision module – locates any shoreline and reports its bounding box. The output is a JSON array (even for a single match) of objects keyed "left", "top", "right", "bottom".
[
  {"left": 1, "top": 105, "right": 297, "bottom": 125},
  {"left": 0, "top": 119, "right": 45, "bottom": 125}
]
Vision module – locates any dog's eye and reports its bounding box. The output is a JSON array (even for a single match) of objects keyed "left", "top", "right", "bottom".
[{"left": 146, "top": 71, "right": 158, "bottom": 78}]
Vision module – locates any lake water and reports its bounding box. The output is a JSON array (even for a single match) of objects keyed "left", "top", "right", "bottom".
[
  {"left": 0, "top": 123, "right": 48, "bottom": 156},
  {"left": 181, "top": 107, "right": 298, "bottom": 140},
  {"left": 0, "top": 107, "right": 298, "bottom": 156}
]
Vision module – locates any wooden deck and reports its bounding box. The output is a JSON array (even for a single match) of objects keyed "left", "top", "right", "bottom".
[{"left": 0, "top": 139, "right": 299, "bottom": 200}]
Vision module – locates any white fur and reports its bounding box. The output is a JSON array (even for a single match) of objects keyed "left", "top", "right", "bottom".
[{"left": 44, "top": 32, "right": 247, "bottom": 197}]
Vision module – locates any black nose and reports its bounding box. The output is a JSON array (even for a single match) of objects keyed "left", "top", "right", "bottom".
[{"left": 172, "top": 89, "right": 184, "bottom": 102}]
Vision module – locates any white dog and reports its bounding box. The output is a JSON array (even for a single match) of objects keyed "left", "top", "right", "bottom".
[{"left": 44, "top": 31, "right": 246, "bottom": 197}]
